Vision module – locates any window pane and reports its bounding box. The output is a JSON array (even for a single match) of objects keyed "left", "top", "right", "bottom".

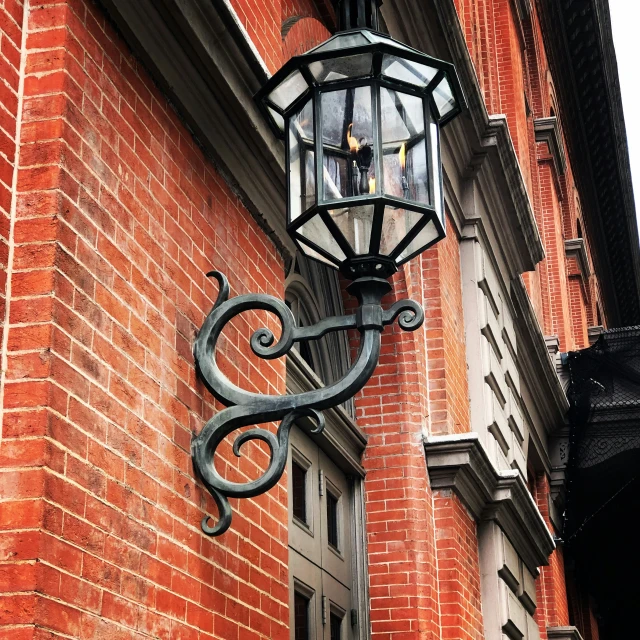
[
  {"left": 312, "top": 32, "right": 369, "bottom": 53},
  {"left": 327, "top": 492, "right": 339, "bottom": 549},
  {"left": 294, "top": 592, "right": 310, "bottom": 640},
  {"left": 298, "top": 242, "right": 339, "bottom": 267},
  {"left": 267, "top": 106, "right": 285, "bottom": 132},
  {"left": 330, "top": 612, "right": 342, "bottom": 640},
  {"left": 292, "top": 462, "right": 307, "bottom": 523},
  {"left": 381, "top": 88, "right": 428, "bottom": 204},
  {"left": 321, "top": 87, "right": 375, "bottom": 200}
]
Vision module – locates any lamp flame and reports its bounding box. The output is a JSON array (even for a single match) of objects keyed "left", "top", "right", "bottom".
[
  {"left": 369, "top": 177, "right": 376, "bottom": 193},
  {"left": 347, "top": 123, "right": 359, "bottom": 153},
  {"left": 399, "top": 142, "right": 406, "bottom": 171}
]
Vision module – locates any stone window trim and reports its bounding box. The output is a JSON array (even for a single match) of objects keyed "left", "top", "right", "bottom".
[
  {"left": 547, "top": 626, "right": 584, "bottom": 640},
  {"left": 565, "top": 238, "right": 592, "bottom": 282},
  {"left": 534, "top": 116, "right": 568, "bottom": 178},
  {"left": 424, "top": 433, "right": 555, "bottom": 573}
]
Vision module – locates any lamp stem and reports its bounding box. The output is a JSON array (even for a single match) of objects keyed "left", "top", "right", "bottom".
[{"left": 337, "top": 0, "right": 382, "bottom": 31}]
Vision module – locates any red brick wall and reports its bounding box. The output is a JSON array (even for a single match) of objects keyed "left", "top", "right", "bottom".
[
  {"left": 0, "top": 1, "right": 289, "bottom": 638},
  {"left": 434, "top": 490, "right": 484, "bottom": 640},
  {"left": 422, "top": 216, "right": 471, "bottom": 436},
  {"left": 0, "top": 0, "right": 23, "bottom": 396}
]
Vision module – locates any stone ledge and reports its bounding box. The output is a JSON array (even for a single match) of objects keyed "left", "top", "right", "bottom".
[
  {"left": 548, "top": 626, "right": 584, "bottom": 640},
  {"left": 425, "top": 433, "right": 555, "bottom": 573}
]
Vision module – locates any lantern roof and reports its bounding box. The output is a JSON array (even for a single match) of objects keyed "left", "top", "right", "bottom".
[{"left": 256, "top": 28, "right": 466, "bottom": 137}]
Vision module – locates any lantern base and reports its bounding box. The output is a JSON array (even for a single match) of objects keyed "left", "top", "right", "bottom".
[{"left": 340, "top": 255, "right": 398, "bottom": 280}]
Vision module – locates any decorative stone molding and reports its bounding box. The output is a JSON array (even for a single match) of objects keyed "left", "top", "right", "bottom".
[
  {"left": 588, "top": 325, "right": 604, "bottom": 345},
  {"left": 545, "top": 335, "right": 560, "bottom": 359},
  {"left": 565, "top": 238, "right": 591, "bottom": 280},
  {"left": 425, "top": 433, "right": 555, "bottom": 573},
  {"left": 547, "top": 626, "right": 584, "bottom": 640},
  {"left": 545, "top": 335, "right": 570, "bottom": 395},
  {"left": 535, "top": 116, "right": 567, "bottom": 177},
  {"left": 549, "top": 427, "right": 570, "bottom": 531}
]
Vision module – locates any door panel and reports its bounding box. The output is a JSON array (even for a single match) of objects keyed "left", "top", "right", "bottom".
[
  {"left": 319, "top": 449, "right": 353, "bottom": 588},
  {"left": 290, "top": 549, "right": 323, "bottom": 640},
  {"left": 322, "top": 572, "right": 352, "bottom": 640},
  {"left": 289, "top": 426, "right": 322, "bottom": 566}
]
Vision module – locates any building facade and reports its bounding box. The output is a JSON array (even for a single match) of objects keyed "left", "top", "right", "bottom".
[{"left": 0, "top": 0, "right": 637, "bottom": 639}]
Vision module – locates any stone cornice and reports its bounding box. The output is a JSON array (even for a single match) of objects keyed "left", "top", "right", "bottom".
[
  {"left": 547, "top": 626, "right": 584, "bottom": 640},
  {"left": 535, "top": 117, "right": 567, "bottom": 177},
  {"left": 425, "top": 433, "right": 555, "bottom": 573},
  {"left": 565, "top": 238, "right": 591, "bottom": 280},
  {"left": 98, "top": 0, "right": 296, "bottom": 261}
]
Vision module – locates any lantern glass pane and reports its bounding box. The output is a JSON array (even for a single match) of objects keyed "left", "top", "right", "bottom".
[
  {"left": 288, "top": 101, "right": 315, "bottom": 221},
  {"left": 297, "top": 214, "right": 347, "bottom": 263},
  {"left": 380, "top": 88, "right": 429, "bottom": 204},
  {"left": 379, "top": 207, "right": 422, "bottom": 256},
  {"left": 321, "top": 86, "right": 376, "bottom": 201},
  {"left": 309, "top": 53, "right": 373, "bottom": 83},
  {"left": 268, "top": 106, "right": 285, "bottom": 133},
  {"left": 430, "top": 120, "right": 443, "bottom": 224},
  {"left": 312, "top": 32, "right": 369, "bottom": 53},
  {"left": 328, "top": 205, "right": 375, "bottom": 255},
  {"left": 381, "top": 55, "right": 439, "bottom": 88},
  {"left": 365, "top": 32, "right": 413, "bottom": 51},
  {"left": 299, "top": 242, "right": 339, "bottom": 267},
  {"left": 433, "top": 76, "right": 456, "bottom": 118},
  {"left": 397, "top": 218, "right": 439, "bottom": 263},
  {"left": 268, "top": 69, "right": 308, "bottom": 110}
]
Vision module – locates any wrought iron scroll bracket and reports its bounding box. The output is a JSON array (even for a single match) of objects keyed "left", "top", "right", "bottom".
[{"left": 191, "top": 271, "right": 424, "bottom": 536}]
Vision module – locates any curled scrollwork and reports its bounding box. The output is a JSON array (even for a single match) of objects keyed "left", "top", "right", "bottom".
[
  {"left": 382, "top": 299, "right": 424, "bottom": 331},
  {"left": 192, "top": 271, "right": 425, "bottom": 536}
]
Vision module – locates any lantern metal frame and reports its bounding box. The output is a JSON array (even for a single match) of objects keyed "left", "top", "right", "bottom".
[
  {"left": 191, "top": 28, "right": 465, "bottom": 537},
  {"left": 255, "top": 29, "right": 465, "bottom": 279}
]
